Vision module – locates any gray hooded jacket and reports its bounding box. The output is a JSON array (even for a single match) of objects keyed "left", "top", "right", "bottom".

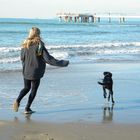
[{"left": 21, "top": 42, "right": 69, "bottom": 80}]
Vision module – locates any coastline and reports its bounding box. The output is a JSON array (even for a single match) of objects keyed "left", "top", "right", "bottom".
[{"left": 0, "top": 62, "right": 140, "bottom": 139}]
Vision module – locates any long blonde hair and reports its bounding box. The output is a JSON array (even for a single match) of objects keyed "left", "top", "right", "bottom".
[{"left": 22, "top": 27, "right": 41, "bottom": 48}]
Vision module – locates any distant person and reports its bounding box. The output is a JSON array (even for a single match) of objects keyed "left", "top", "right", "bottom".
[{"left": 13, "top": 27, "right": 69, "bottom": 114}]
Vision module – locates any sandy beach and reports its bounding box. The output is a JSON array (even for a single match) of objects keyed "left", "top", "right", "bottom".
[
  {"left": 0, "top": 121, "right": 140, "bottom": 140},
  {"left": 0, "top": 62, "right": 140, "bottom": 139}
]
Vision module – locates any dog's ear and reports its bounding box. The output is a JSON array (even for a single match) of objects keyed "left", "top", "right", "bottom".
[
  {"left": 108, "top": 72, "right": 112, "bottom": 77},
  {"left": 109, "top": 72, "right": 112, "bottom": 77}
]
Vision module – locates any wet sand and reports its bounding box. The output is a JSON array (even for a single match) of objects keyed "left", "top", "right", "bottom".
[{"left": 0, "top": 62, "right": 140, "bottom": 139}]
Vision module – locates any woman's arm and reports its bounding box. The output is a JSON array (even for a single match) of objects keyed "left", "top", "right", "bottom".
[{"left": 42, "top": 46, "right": 69, "bottom": 67}]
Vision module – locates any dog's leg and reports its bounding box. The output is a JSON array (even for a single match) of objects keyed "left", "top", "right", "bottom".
[
  {"left": 108, "top": 92, "right": 110, "bottom": 102},
  {"left": 103, "top": 87, "right": 107, "bottom": 98},
  {"left": 109, "top": 90, "right": 115, "bottom": 104}
]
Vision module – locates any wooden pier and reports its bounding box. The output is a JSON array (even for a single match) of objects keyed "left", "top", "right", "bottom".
[{"left": 57, "top": 13, "right": 140, "bottom": 23}]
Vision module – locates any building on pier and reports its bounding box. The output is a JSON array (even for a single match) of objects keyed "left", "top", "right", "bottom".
[{"left": 57, "top": 13, "right": 126, "bottom": 23}]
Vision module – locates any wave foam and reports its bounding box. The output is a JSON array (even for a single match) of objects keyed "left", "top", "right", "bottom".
[
  {"left": 51, "top": 52, "right": 68, "bottom": 59},
  {"left": 0, "top": 57, "right": 20, "bottom": 64},
  {"left": 47, "top": 41, "right": 140, "bottom": 49},
  {"left": 0, "top": 47, "right": 21, "bottom": 53},
  {"left": 0, "top": 41, "right": 140, "bottom": 65}
]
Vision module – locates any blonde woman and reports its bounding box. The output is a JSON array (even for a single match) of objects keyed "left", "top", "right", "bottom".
[{"left": 13, "top": 27, "right": 69, "bottom": 114}]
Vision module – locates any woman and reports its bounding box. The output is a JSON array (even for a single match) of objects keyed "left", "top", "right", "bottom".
[{"left": 13, "top": 27, "right": 69, "bottom": 114}]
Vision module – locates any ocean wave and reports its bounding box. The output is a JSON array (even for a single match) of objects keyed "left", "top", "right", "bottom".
[
  {"left": 0, "top": 42, "right": 140, "bottom": 53},
  {"left": 0, "top": 57, "right": 20, "bottom": 64},
  {"left": 0, "top": 41, "right": 140, "bottom": 54},
  {"left": 0, "top": 47, "right": 21, "bottom": 53},
  {"left": 0, "top": 49, "right": 68, "bottom": 64},
  {"left": 0, "top": 41, "right": 140, "bottom": 65},
  {"left": 47, "top": 41, "right": 140, "bottom": 49},
  {"left": 51, "top": 52, "right": 69, "bottom": 59},
  {"left": 48, "top": 41, "right": 140, "bottom": 56}
]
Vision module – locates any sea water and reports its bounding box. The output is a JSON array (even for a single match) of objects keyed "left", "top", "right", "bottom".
[
  {"left": 0, "top": 18, "right": 140, "bottom": 123},
  {"left": 0, "top": 18, "right": 140, "bottom": 71}
]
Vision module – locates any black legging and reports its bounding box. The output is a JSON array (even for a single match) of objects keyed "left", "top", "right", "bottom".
[{"left": 17, "top": 78, "right": 40, "bottom": 110}]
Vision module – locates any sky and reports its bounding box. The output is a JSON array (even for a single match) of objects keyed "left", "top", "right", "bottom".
[{"left": 0, "top": 0, "right": 140, "bottom": 18}]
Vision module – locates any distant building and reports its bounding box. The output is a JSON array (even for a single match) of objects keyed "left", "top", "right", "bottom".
[{"left": 57, "top": 13, "right": 130, "bottom": 23}]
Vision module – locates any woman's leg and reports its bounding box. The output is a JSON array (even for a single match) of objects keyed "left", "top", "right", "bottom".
[
  {"left": 17, "top": 79, "right": 31, "bottom": 104},
  {"left": 13, "top": 79, "right": 31, "bottom": 112},
  {"left": 25, "top": 79, "right": 40, "bottom": 111}
]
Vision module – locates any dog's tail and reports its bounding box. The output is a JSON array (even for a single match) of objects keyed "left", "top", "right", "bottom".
[{"left": 98, "top": 82, "right": 105, "bottom": 85}]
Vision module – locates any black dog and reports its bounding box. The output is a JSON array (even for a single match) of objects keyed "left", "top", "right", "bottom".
[{"left": 98, "top": 72, "right": 115, "bottom": 104}]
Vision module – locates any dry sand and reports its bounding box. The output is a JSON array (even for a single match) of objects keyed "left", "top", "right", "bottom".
[{"left": 0, "top": 121, "right": 140, "bottom": 140}]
